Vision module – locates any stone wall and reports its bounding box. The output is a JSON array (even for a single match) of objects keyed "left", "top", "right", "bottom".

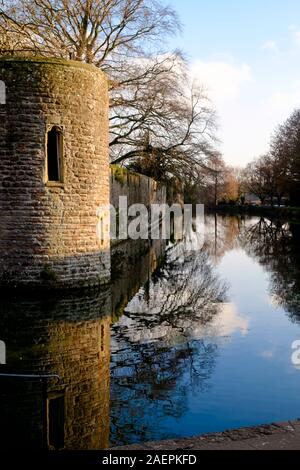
[
  {"left": 110, "top": 167, "right": 167, "bottom": 319},
  {"left": 0, "top": 57, "right": 110, "bottom": 289},
  {"left": 111, "top": 238, "right": 166, "bottom": 323},
  {"left": 110, "top": 165, "right": 166, "bottom": 214}
]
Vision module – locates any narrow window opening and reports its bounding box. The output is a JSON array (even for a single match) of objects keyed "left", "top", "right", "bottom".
[
  {"left": 101, "top": 324, "right": 105, "bottom": 353},
  {"left": 48, "top": 394, "right": 65, "bottom": 450},
  {"left": 47, "top": 126, "right": 63, "bottom": 182}
]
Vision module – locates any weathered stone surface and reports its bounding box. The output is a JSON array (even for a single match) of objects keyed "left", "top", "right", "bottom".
[
  {"left": 0, "top": 57, "right": 110, "bottom": 289},
  {"left": 110, "top": 165, "right": 166, "bottom": 218}
]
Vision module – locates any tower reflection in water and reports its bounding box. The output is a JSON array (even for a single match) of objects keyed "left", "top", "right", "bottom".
[
  {"left": 2, "top": 216, "right": 300, "bottom": 449},
  {"left": 0, "top": 290, "right": 111, "bottom": 450},
  {"left": 0, "top": 238, "right": 165, "bottom": 450}
]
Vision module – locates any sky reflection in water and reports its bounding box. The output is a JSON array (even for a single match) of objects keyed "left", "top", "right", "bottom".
[{"left": 110, "top": 216, "right": 300, "bottom": 446}]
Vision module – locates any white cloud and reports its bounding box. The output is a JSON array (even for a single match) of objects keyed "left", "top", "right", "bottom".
[
  {"left": 262, "top": 40, "right": 278, "bottom": 51},
  {"left": 191, "top": 59, "right": 251, "bottom": 103},
  {"left": 190, "top": 59, "right": 254, "bottom": 166},
  {"left": 293, "top": 30, "right": 300, "bottom": 45},
  {"left": 189, "top": 56, "right": 300, "bottom": 167},
  {"left": 268, "top": 84, "right": 300, "bottom": 117},
  {"left": 180, "top": 20, "right": 300, "bottom": 168},
  {"left": 210, "top": 303, "right": 249, "bottom": 337}
]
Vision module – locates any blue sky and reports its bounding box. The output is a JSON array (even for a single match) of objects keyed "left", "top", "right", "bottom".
[{"left": 166, "top": 0, "right": 300, "bottom": 166}]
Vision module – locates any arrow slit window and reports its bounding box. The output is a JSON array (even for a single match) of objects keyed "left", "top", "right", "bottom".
[{"left": 46, "top": 126, "right": 64, "bottom": 183}]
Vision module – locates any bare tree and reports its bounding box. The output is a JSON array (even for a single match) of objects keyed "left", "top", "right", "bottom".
[
  {"left": 110, "top": 55, "right": 217, "bottom": 181},
  {"left": 0, "top": 0, "right": 179, "bottom": 63},
  {"left": 244, "top": 155, "right": 275, "bottom": 205},
  {"left": 1, "top": 1, "right": 219, "bottom": 187},
  {"left": 244, "top": 109, "right": 300, "bottom": 207},
  {"left": 270, "top": 109, "right": 300, "bottom": 205}
]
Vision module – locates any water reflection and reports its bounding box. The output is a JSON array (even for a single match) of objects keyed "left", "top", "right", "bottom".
[
  {"left": 110, "top": 237, "right": 245, "bottom": 445},
  {"left": 1, "top": 215, "right": 300, "bottom": 449},
  {"left": 0, "top": 238, "right": 165, "bottom": 450},
  {"left": 204, "top": 214, "right": 242, "bottom": 260},
  {"left": 239, "top": 217, "right": 300, "bottom": 321},
  {"left": 0, "top": 290, "right": 111, "bottom": 450},
  {"left": 110, "top": 215, "right": 300, "bottom": 445}
]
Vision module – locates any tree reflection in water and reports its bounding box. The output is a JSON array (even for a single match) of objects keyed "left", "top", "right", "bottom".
[
  {"left": 239, "top": 217, "right": 300, "bottom": 321},
  {"left": 111, "top": 237, "right": 228, "bottom": 445},
  {"left": 111, "top": 215, "right": 300, "bottom": 445},
  {"left": 2, "top": 215, "right": 299, "bottom": 448}
]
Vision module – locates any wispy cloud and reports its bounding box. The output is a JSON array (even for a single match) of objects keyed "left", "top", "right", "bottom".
[
  {"left": 191, "top": 59, "right": 251, "bottom": 102},
  {"left": 268, "top": 83, "right": 300, "bottom": 115},
  {"left": 287, "top": 25, "right": 300, "bottom": 45},
  {"left": 294, "top": 30, "right": 300, "bottom": 44},
  {"left": 261, "top": 40, "right": 278, "bottom": 52},
  {"left": 188, "top": 23, "right": 300, "bottom": 166}
]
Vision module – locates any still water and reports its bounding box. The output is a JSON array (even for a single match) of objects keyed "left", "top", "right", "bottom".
[
  {"left": 110, "top": 215, "right": 300, "bottom": 445},
  {"left": 0, "top": 215, "right": 300, "bottom": 449}
]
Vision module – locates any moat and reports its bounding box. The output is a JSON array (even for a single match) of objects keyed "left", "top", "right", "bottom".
[{"left": 1, "top": 215, "right": 300, "bottom": 449}]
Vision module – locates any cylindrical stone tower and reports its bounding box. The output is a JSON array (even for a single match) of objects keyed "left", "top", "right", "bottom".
[{"left": 0, "top": 57, "right": 110, "bottom": 289}]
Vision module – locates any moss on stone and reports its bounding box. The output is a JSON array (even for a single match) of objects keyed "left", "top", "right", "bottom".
[
  {"left": 111, "top": 164, "right": 141, "bottom": 186},
  {"left": 112, "top": 294, "right": 127, "bottom": 324},
  {"left": 111, "top": 164, "right": 127, "bottom": 186},
  {"left": 40, "top": 265, "right": 59, "bottom": 284},
  {"left": 0, "top": 55, "right": 106, "bottom": 79},
  {"left": 0, "top": 54, "right": 110, "bottom": 290}
]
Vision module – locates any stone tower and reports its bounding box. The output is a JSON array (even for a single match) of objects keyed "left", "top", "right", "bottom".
[{"left": 0, "top": 57, "right": 110, "bottom": 289}]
